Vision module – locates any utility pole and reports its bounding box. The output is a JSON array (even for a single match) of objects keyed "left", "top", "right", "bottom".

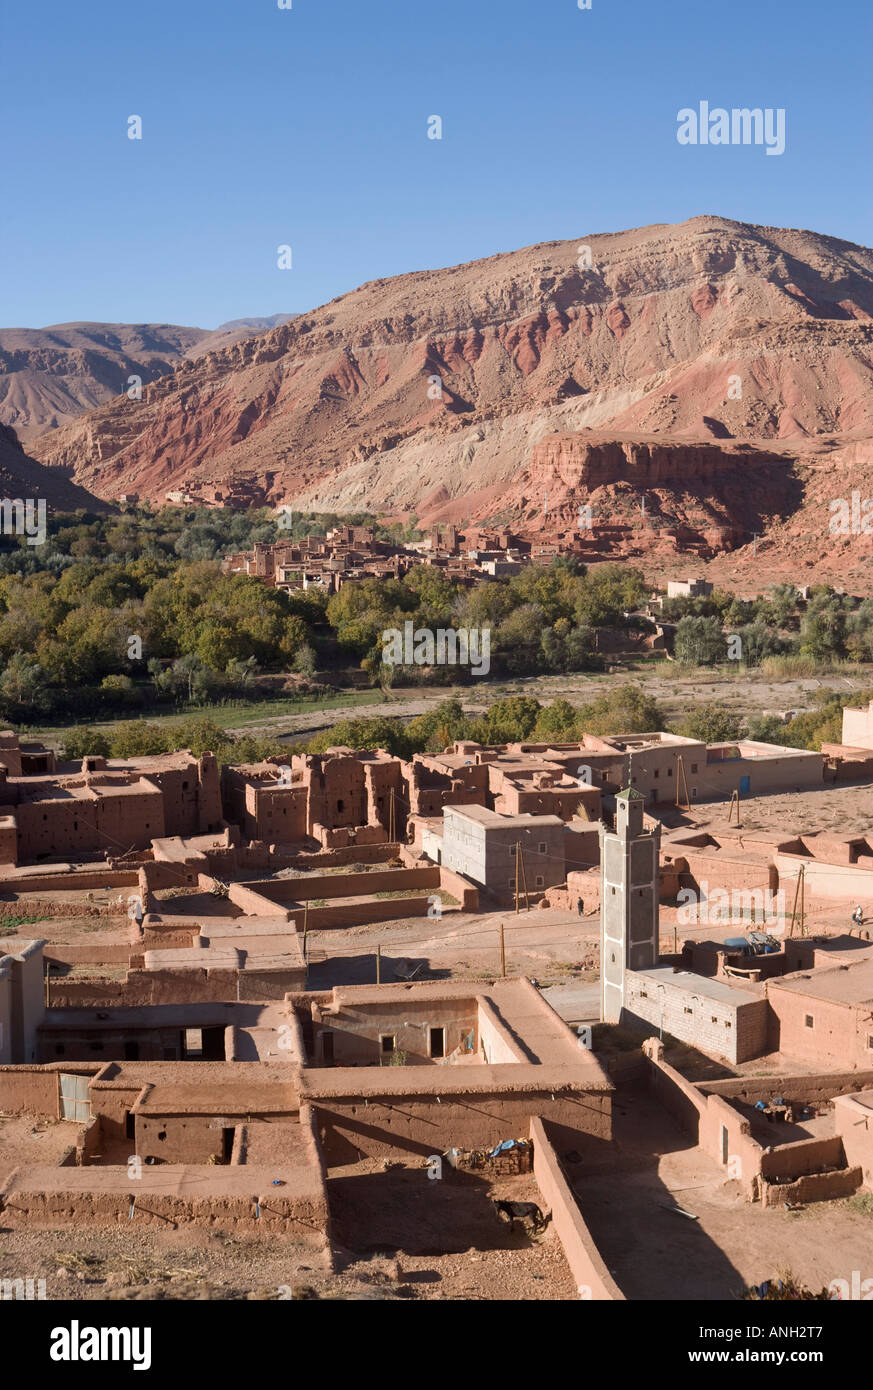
[
  {"left": 389, "top": 789, "right": 396, "bottom": 843},
  {"left": 788, "top": 865, "right": 806, "bottom": 938},
  {"left": 518, "top": 842, "right": 530, "bottom": 911},
  {"left": 515, "top": 842, "right": 520, "bottom": 915},
  {"left": 676, "top": 755, "right": 691, "bottom": 811},
  {"left": 499, "top": 922, "right": 506, "bottom": 978},
  {"left": 376, "top": 944, "right": 381, "bottom": 985}
]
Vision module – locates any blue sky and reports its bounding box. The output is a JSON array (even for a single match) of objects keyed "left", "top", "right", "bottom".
[{"left": 3, "top": 0, "right": 871, "bottom": 328}]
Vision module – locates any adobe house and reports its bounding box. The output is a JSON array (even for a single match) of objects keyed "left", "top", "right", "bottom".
[
  {"left": 222, "top": 762, "right": 309, "bottom": 841},
  {"left": 292, "top": 978, "right": 614, "bottom": 1164},
  {"left": 765, "top": 957, "right": 873, "bottom": 1068},
  {"left": 0, "top": 751, "right": 222, "bottom": 866},
  {"left": 773, "top": 830, "right": 873, "bottom": 903}
]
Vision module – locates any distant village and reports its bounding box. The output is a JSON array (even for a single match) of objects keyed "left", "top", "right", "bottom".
[{"left": 221, "top": 522, "right": 573, "bottom": 593}]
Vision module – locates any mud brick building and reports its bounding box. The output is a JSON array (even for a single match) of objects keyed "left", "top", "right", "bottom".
[
  {"left": 765, "top": 956, "right": 873, "bottom": 1068},
  {"left": 0, "top": 749, "right": 222, "bottom": 866}
]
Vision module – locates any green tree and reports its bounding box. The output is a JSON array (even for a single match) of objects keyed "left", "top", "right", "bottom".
[
  {"left": 0, "top": 653, "right": 50, "bottom": 713},
  {"left": 532, "top": 698, "right": 582, "bottom": 742},
  {"left": 678, "top": 703, "right": 743, "bottom": 743},
  {"left": 674, "top": 616, "right": 727, "bottom": 666},
  {"left": 61, "top": 727, "right": 112, "bottom": 760}
]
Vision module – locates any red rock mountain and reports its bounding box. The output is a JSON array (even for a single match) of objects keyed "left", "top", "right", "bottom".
[
  {"left": 0, "top": 317, "right": 295, "bottom": 444},
  {"left": 26, "top": 215, "right": 873, "bottom": 588}
]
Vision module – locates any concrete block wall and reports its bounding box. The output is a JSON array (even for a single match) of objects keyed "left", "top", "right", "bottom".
[{"left": 624, "top": 972, "right": 769, "bottom": 1064}]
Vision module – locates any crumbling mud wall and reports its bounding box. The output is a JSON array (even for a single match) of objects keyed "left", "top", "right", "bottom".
[
  {"left": 0, "top": 1165, "right": 329, "bottom": 1244},
  {"left": 761, "top": 1166, "right": 862, "bottom": 1208}
]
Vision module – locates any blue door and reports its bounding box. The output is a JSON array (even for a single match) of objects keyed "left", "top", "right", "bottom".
[{"left": 739, "top": 776, "right": 751, "bottom": 794}]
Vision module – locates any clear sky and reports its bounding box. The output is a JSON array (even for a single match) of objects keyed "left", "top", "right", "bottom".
[{"left": 3, "top": 0, "right": 871, "bottom": 328}]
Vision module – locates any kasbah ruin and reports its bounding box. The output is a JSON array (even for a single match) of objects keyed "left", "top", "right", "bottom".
[{"left": 4, "top": 662, "right": 873, "bottom": 1303}]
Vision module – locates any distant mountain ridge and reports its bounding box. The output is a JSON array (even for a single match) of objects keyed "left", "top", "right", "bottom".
[
  {"left": 0, "top": 316, "right": 296, "bottom": 442},
  {"left": 14, "top": 214, "right": 873, "bottom": 589}
]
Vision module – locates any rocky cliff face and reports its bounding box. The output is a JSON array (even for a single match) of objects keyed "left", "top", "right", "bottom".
[{"left": 22, "top": 214, "right": 873, "bottom": 585}]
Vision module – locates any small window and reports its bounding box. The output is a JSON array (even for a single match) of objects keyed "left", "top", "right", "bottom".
[
  {"left": 805, "top": 1015, "right": 814, "bottom": 1029},
  {"left": 684, "top": 1006, "right": 693, "bottom": 1015},
  {"left": 640, "top": 990, "right": 648, "bottom": 999},
  {"left": 429, "top": 1027, "right": 445, "bottom": 1059},
  {"left": 667, "top": 767, "right": 673, "bottom": 777},
  {"left": 691, "top": 763, "right": 698, "bottom": 774},
  {"left": 380, "top": 1034, "right": 395, "bottom": 1054},
  {"left": 182, "top": 780, "right": 189, "bottom": 790},
  {"left": 711, "top": 1016, "right": 717, "bottom": 1024},
  {"left": 321, "top": 1031, "right": 334, "bottom": 1062},
  {"left": 601, "top": 771, "right": 608, "bottom": 782},
  {"left": 507, "top": 878, "right": 514, "bottom": 888},
  {"left": 535, "top": 875, "right": 544, "bottom": 887},
  {"left": 725, "top": 1021, "right": 732, "bottom": 1029},
  {"left": 337, "top": 799, "right": 344, "bottom": 812},
  {"left": 538, "top": 842, "right": 546, "bottom": 854},
  {"left": 611, "top": 887, "right": 616, "bottom": 896},
  {"left": 653, "top": 769, "right": 659, "bottom": 779},
  {"left": 868, "top": 1035, "right": 873, "bottom": 1050}
]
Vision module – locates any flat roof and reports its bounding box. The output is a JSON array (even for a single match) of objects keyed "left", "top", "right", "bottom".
[
  {"left": 443, "top": 804, "right": 563, "bottom": 828},
  {"left": 769, "top": 958, "right": 873, "bottom": 1007},
  {"left": 633, "top": 965, "right": 763, "bottom": 1004}
]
